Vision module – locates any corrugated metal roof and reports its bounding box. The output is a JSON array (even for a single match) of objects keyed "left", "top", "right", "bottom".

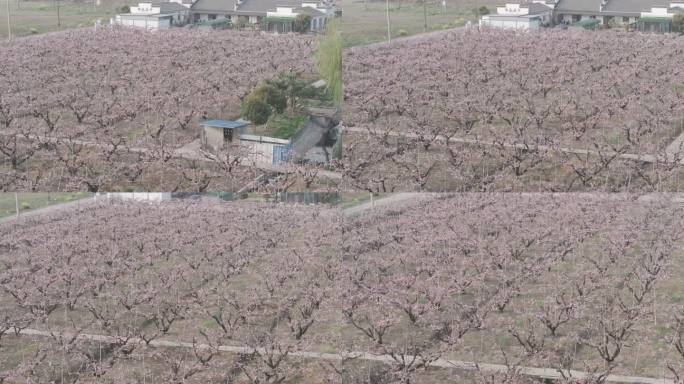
[{"left": 201, "top": 119, "right": 249, "bottom": 129}]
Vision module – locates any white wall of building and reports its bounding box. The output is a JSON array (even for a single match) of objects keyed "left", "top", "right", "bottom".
[
  {"left": 114, "top": 15, "right": 172, "bottom": 30},
  {"left": 480, "top": 16, "right": 540, "bottom": 29},
  {"left": 102, "top": 193, "right": 172, "bottom": 202},
  {"left": 168, "top": 0, "right": 194, "bottom": 8},
  {"left": 496, "top": 3, "right": 529, "bottom": 15},
  {"left": 267, "top": 6, "right": 298, "bottom": 17},
  {"left": 641, "top": 7, "right": 675, "bottom": 17},
  {"left": 244, "top": 141, "right": 275, "bottom": 165},
  {"left": 131, "top": 2, "right": 161, "bottom": 14}
]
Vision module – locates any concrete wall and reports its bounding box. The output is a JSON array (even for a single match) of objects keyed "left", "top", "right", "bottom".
[
  {"left": 102, "top": 193, "right": 172, "bottom": 202},
  {"left": 195, "top": 13, "right": 252, "bottom": 23},
  {"left": 203, "top": 126, "right": 226, "bottom": 153},
  {"left": 497, "top": 3, "right": 528, "bottom": 15},
  {"left": 240, "top": 135, "right": 291, "bottom": 166},
  {"left": 115, "top": 15, "right": 171, "bottom": 30},
  {"left": 559, "top": 14, "right": 596, "bottom": 23},
  {"left": 642, "top": 7, "right": 672, "bottom": 16},
  {"left": 243, "top": 141, "right": 275, "bottom": 165},
  {"left": 268, "top": 6, "right": 298, "bottom": 16},
  {"left": 480, "top": 16, "right": 540, "bottom": 29}
]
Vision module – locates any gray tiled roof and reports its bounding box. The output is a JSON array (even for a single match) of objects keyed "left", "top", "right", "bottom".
[
  {"left": 556, "top": 0, "right": 672, "bottom": 15},
  {"left": 191, "top": 0, "right": 327, "bottom": 16},
  {"left": 527, "top": 2, "right": 552, "bottom": 14},
  {"left": 601, "top": 0, "right": 669, "bottom": 15},
  {"left": 158, "top": 2, "right": 188, "bottom": 12},
  {"left": 294, "top": 5, "right": 326, "bottom": 16},
  {"left": 236, "top": 0, "right": 300, "bottom": 14},
  {"left": 191, "top": 0, "right": 239, "bottom": 13},
  {"left": 555, "top": 0, "right": 601, "bottom": 13}
]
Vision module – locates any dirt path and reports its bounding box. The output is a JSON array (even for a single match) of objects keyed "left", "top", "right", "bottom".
[
  {"left": 344, "top": 126, "right": 683, "bottom": 165},
  {"left": 343, "top": 192, "right": 434, "bottom": 216},
  {"left": 346, "top": 26, "right": 468, "bottom": 52},
  {"left": 16, "top": 328, "right": 672, "bottom": 384},
  {"left": 3, "top": 133, "right": 343, "bottom": 181}
]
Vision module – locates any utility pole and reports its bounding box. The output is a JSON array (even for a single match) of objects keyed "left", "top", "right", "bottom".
[
  {"left": 386, "top": 0, "right": 391, "bottom": 43},
  {"left": 423, "top": 0, "right": 427, "bottom": 32},
  {"left": 14, "top": 193, "right": 19, "bottom": 218},
  {"left": 6, "top": 0, "right": 12, "bottom": 41},
  {"left": 57, "top": 0, "right": 61, "bottom": 28}
]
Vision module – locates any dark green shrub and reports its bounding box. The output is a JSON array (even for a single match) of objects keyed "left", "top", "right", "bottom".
[
  {"left": 253, "top": 84, "right": 287, "bottom": 114},
  {"left": 673, "top": 13, "right": 684, "bottom": 33},
  {"left": 293, "top": 14, "right": 312, "bottom": 33},
  {"left": 241, "top": 96, "right": 272, "bottom": 124}
]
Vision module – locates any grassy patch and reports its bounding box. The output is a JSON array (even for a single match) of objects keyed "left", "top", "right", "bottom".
[
  {"left": 339, "top": 0, "right": 483, "bottom": 47},
  {"left": 340, "top": 192, "right": 390, "bottom": 209},
  {"left": 0, "top": 193, "right": 93, "bottom": 219},
  {"left": 0, "top": 0, "right": 135, "bottom": 39},
  {"left": 266, "top": 114, "right": 309, "bottom": 139},
  {"left": 317, "top": 18, "right": 343, "bottom": 105}
]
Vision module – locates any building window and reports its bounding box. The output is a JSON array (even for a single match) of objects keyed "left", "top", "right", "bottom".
[
  {"left": 572, "top": 14, "right": 581, "bottom": 22},
  {"left": 623, "top": 16, "right": 629, "bottom": 22},
  {"left": 209, "top": 14, "right": 217, "bottom": 20}
]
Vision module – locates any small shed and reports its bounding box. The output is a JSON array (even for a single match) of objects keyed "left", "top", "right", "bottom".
[{"left": 200, "top": 119, "right": 249, "bottom": 153}]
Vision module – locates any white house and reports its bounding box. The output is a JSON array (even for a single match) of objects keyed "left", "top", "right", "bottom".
[
  {"left": 480, "top": 2, "right": 553, "bottom": 29},
  {"left": 168, "top": 0, "right": 196, "bottom": 8},
  {"left": 113, "top": 1, "right": 190, "bottom": 30},
  {"left": 266, "top": 4, "right": 328, "bottom": 31},
  {"left": 554, "top": 0, "right": 682, "bottom": 26},
  {"left": 190, "top": 0, "right": 334, "bottom": 30}
]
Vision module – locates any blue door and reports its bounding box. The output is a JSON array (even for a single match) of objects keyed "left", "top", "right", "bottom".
[{"left": 273, "top": 144, "right": 292, "bottom": 165}]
